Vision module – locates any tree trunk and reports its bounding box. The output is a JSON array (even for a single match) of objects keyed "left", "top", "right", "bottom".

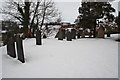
[{"left": 23, "top": 2, "right": 30, "bottom": 38}]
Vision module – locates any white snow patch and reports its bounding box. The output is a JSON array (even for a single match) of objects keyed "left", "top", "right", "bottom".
[
  {"left": 111, "top": 34, "right": 120, "bottom": 40},
  {"left": 0, "top": 47, "right": 2, "bottom": 79},
  {"left": 1, "top": 37, "right": 118, "bottom": 78}
]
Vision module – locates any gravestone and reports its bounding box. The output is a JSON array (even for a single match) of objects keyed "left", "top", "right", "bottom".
[
  {"left": 97, "top": 26, "right": 105, "bottom": 38},
  {"left": 16, "top": 35, "right": 25, "bottom": 63},
  {"left": 43, "top": 34, "right": 47, "bottom": 38},
  {"left": 77, "top": 30, "right": 83, "bottom": 38},
  {"left": 7, "top": 37, "right": 16, "bottom": 58},
  {"left": 77, "top": 30, "right": 80, "bottom": 38},
  {"left": 81, "top": 31, "right": 85, "bottom": 38},
  {"left": 96, "top": 31, "right": 98, "bottom": 37},
  {"left": 107, "top": 32, "right": 110, "bottom": 37},
  {"left": 36, "top": 30, "right": 42, "bottom": 45},
  {"left": 89, "top": 31, "right": 92, "bottom": 38},
  {"left": 66, "top": 31, "right": 72, "bottom": 41},
  {"left": 71, "top": 29, "right": 76, "bottom": 39},
  {"left": 62, "top": 29, "right": 66, "bottom": 39},
  {"left": 58, "top": 30, "right": 64, "bottom": 40}
]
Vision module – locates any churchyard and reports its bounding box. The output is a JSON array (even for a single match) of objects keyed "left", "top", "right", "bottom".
[{"left": 0, "top": 0, "right": 120, "bottom": 79}]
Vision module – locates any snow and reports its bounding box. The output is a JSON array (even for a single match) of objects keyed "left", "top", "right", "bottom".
[
  {"left": 1, "top": 30, "right": 7, "bottom": 34},
  {"left": 0, "top": 46, "right": 2, "bottom": 79},
  {"left": 1, "top": 35, "right": 118, "bottom": 78},
  {"left": 111, "top": 34, "right": 120, "bottom": 41}
]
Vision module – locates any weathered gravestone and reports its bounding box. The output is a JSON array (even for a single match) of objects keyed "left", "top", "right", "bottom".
[
  {"left": 107, "top": 34, "right": 110, "bottom": 37},
  {"left": 77, "top": 30, "right": 80, "bottom": 38},
  {"left": 77, "top": 30, "right": 83, "bottom": 38},
  {"left": 107, "top": 32, "right": 111, "bottom": 37},
  {"left": 66, "top": 30, "right": 72, "bottom": 41},
  {"left": 36, "top": 30, "right": 42, "bottom": 45},
  {"left": 16, "top": 35, "right": 25, "bottom": 63},
  {"left": 71, "top": 29, "right": 76, "bottom": 39},
  {"left": 97, "top": 26, "right": 105, "bottom": 38},
  {"left": 7, "top": 37, "right": 16, "bottom": 58},
  {"left": 81, "top": 31, "right": 85, "bottom": 38},
  {"left": 58, "top": 30, "right": 64, "bottom": 40},
  {"left": 105, "top": 26, "right": 111, "bottom": 37},
  {"left": 43, "top": 34, "right": 47, "bottom": 38},
  {"left": 62, "top": 29, "right": 66, "bottom": 39},
  {"left": 89, "top": 30, "right": 92, "bottom": 38}
]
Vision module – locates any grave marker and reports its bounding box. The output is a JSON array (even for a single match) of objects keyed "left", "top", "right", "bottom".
[
  {"left": 71, "top": 29, "right": 76, "bottom": 39},
  {"left": 81, "top": 31, "right": 85, "bottom": 38},
  {"left": 7, "top": 37, "right": 16, "bottom": 58},
  {"left": 66, "top": 30, "right": 72, "bottom": 41},
  {"left": 36, "top": 30, "right": 42, "bottom": 45},
  {"left": 16, "top": 35, "right": 25, "bottom": 63},
  {"left": 97, "top": 26, "right": 105, "bottom": 38},
  {"left": 58, "top": 30, "right": 64, "bottom": 40}
]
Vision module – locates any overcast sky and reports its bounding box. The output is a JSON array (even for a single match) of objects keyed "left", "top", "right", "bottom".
[
  {"left": 0, "top": 0, "right": 119, "bottom": 23},
  {"left": 55, "top": 1, "right": 119, "bottom": 23}
]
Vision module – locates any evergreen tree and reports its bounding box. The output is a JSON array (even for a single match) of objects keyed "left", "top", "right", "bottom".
[
  {"left": 76, "top": 2, "right": 115, "bottom": 38},
  {"left": 115, "top": 11, "right": 120, "bottom": 32}
]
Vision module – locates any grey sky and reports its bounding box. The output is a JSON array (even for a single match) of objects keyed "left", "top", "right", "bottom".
[
  {"left": 55, "top": 2, "right": 80, "bottom": 23},
  {"left": 0, "top": 0, "right": 119, "bottom": 23},
  {"left": 55, "top": 1, "right": 119, "bottom": 23}
]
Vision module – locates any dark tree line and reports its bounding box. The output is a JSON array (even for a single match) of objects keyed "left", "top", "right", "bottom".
[
  {"left": 115, "top": 11, "right": 120, "bottom": 32},
  {"left": 75, "top": 2, "right": 115, "bottom": 38}
]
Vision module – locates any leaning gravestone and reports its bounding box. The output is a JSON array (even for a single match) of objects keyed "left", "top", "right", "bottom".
[
  {"left": 97, "top": 26, "right": 105, "bottom": 38},
  {"left": 58, "top": 30, "right": 64, "bottom": 40},
  {"left": 16, "top": 35, "right": 25, "bottom": 63},
  {"left": 36, "top": 30, "right": 42, "bottom": 45},
  {"left": 71, "top": 29, "right": 76, "bottom": 39},
  {"left": 7, "top": 36, "right": 16, "bottom": 58},
  {"left": 66, "top": 30, "right": 72, "bottom": 41}
]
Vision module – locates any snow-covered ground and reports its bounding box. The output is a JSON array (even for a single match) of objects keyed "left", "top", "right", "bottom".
[
  {"left": 0, "top": 45, "right": 1, "bottom": 79},
  {"left": 1, "top": 34, "right": 119, "bottom": 78},
  {"left": 110, "top": 34, "right": 120, "bottom": 41}
]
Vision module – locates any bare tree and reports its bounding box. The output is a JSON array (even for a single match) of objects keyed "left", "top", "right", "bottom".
[
  {"left": 0, "top": 0, "right": 61, "bottom": 38},
  {"left": 36, "top": 0, "right": 61, "bottom": 29},
  {"left": 1, "top": 0, "right": 41, "bottom": 37},
  {"left": 34, "top": 0, "right": 62, "bottom": 37}
]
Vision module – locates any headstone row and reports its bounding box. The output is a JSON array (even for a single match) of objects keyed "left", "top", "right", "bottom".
[
  {"left": 58, "top": 27, "right": 106, "bottom": 40},
  {"left": 7, "top": 33, "right": 25, "bottom": 63},
  {"left": 58, "top": 29, "right": 78, "bottom": 41}
]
